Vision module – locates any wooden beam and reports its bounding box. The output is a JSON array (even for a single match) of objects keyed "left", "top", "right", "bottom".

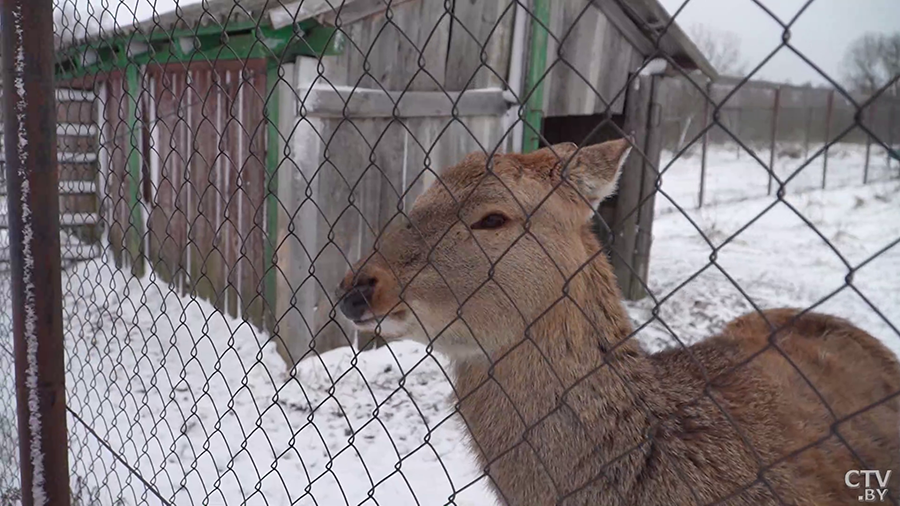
[
  {"left": 610, "top": 74, "right": 655, "bottom": 300},
  {"left": 631, "top": 74, "right": 663, "bottom": 299},
  {"left": 297, "top": 86, "right": 510, "bottom": 118},
  {"left": 56, "top": 88, "right": 94, "bottom": 102}
]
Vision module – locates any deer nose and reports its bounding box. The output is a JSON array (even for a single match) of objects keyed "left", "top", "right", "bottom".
[{"left": 339, "top": 272, "right": 378, "bottom": 322}]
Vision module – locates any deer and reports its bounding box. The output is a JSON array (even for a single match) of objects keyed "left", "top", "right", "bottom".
[{"left": 336, "top": 138, "right": 900, "bottom": 505}]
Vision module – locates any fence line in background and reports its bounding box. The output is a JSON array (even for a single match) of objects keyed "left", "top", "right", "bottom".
[{"left": 674, "top": 79, "right": 899, "bottom": 209}]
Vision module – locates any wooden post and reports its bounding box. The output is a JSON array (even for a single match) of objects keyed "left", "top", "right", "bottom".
[
  {"left": 767, "top": 86, "right": 781, "bottom": 196},
  {"left": 735, "top": 108, "right": 741, "bottom": 160},
  {"left": 822, "top": 88, "right": 835, "bottom": 189},
  {"left": 610, "top": 74, "right": 660, "bottom": 301},
  {"left": 631, "top": 74, "right": 664, "bottom": 300},
  {"left": 699, "top": 81, "right": 712, "bottom": 208},
  {"left": 274, "top": 58, "right": 320, "bottom": 365}
]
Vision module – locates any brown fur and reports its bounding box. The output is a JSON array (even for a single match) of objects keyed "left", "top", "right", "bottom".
[{"left": 338, "top": 140, "right": 900, "bottom": 505}]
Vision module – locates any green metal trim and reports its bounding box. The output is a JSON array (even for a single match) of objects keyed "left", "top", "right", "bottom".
[
  {"left": 125, "top": 62, "right": 145, "bottom": 276},
  {"left": 55, "top": 20, "right": 343, "bottom": 81},
  {"left": 264, "top": 61, "right": 280, "bottom": 331},
  {"left": 522, "top": 0, "right": 550, "bottom": 153}
]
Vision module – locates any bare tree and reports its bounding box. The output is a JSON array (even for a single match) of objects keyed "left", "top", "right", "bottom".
[
  {"left": 689, "top": 24, "right": 747, "bottom": 78},
  {"left": 841, "top": 32, "right": 900, "bottom": 97},
  {"left": 658, "top": 25, "right": 747, "bottom": 151}
]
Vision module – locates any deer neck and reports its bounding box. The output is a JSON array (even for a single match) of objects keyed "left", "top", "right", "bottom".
[{"left": 452, "top": 242, "right": 665, "bottom": 499}]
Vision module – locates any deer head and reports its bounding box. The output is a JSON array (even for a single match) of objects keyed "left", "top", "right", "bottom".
[{"left": 337, "top": 139, "right": 633, "bottom": 360}]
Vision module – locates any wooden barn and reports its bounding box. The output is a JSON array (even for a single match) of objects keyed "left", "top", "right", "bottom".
[{"left": 53, "top": 0, "right": 715, "bottom": 363}]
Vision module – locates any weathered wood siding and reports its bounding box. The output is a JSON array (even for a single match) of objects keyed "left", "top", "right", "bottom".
[
  {"left": 544, "top": 0, "right": 641, "bottom": 117},
  {"left": 99, "top": 60, "right": 271, "bottom": 329},
  {"left": 100, "top": 71, "right": 132, "bottom": 269}
]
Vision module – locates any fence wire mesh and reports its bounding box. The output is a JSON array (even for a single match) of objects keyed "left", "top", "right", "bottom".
[{"left": 1, "top": 0, "right": 899, "bottom": 504}]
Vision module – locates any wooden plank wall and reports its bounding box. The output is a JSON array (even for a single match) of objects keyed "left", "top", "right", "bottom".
[
  {"left": 324, "top": 0, "right": 514, "bottom": 93},
  {"left": 100, "top": 72, "right": 132, "bottom": 270},
  {"left": 100, "top": 60, "right": 270, "bottom": 330},
  {"left": 544, "top": 0, "right": 639, "bottom": 118}
]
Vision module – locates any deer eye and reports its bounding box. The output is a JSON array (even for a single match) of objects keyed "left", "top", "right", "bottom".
[{"left": 471, "top": 213, "right": 508, "bottom": 230}]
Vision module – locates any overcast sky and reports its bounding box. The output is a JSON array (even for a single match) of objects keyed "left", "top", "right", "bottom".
[{"left": 659, "top": 0, "right": 900, "bottom": 87}]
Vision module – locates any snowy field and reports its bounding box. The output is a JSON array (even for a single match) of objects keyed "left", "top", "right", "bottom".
[{"left": 0, "top": 142, "right": 898, "bottom": 505}]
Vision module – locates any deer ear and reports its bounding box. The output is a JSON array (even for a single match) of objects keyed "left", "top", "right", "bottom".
[{"left": 557, "top": 138, "right": 632, "bottom": 208}]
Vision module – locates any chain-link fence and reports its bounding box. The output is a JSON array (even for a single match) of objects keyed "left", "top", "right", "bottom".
[{"left": 1, "top": 0, "right": 899, "bottom": 504}]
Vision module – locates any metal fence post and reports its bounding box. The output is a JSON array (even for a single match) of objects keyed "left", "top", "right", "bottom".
[
  {"left": 864, "top": 106, "right": 873, "bottom": 184},
  {"left": 803, "top": 104, "right": 813, "bottom": 159},
  {"left": 125, "top": 62, "right": 145, "bottom": 277},
  {"left": 767, "top": 86, "right": 781, "bottom": 196},
  {"left": 521, "top": 0, "right": 549, "bottom": 153},
  {"left": 887, "top": 103, "right": 896, "bottom": 173},
  {"left": 822, "top": 88, "right": 835, "bottom": 189},
  {"left": 698, "top": 80, "right": 712, "bottom": 208},
  {"left": 0, "top": 0, "right": 71, "bottom": 504}
]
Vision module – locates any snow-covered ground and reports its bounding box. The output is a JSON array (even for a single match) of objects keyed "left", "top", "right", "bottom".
[{"left": 0, "top": 142, "right": 898, "bottom": 505}]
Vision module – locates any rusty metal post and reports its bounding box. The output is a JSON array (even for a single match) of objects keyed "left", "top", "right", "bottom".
[
  {"left": 803, "top": 105, "right": 813, "bottom": 159},
  {"left": 822, "top": 89, "right": 835, "bottom": 189},
  {"left": 767, "top": 86, "right": 781, "bottom": 195},
  {"left": 0, "top": 0, "right": 71, "bottom": 504},
  {"left": 887, "top": 103, "right": 896, "bottom": 173},
  {"left": 699, "top": 81, "right": 712, "bottom": 208},
  {"left": 864, "top": 106, "right": 873, "bottom": 184}
]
